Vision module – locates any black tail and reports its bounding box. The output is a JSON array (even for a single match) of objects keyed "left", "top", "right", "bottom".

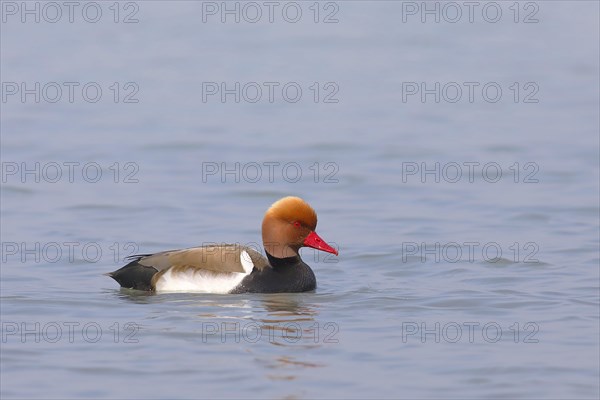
[{"left": 106, "top": 259, "right": 158, "bottom": 291}]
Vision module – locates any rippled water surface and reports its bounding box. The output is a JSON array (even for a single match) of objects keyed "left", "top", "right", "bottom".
[{"left": 1, "top": 2, "right": 599, "bottom": 399}]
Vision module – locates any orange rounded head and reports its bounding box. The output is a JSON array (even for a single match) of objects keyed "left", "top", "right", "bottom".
[{"left": 261, "top": 196, "right": 338, "bottom": 259}]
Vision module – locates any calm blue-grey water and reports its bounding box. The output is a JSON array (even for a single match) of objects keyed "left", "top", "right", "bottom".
[{"left": 1, "top": 1, "right": 599, "bottom": 399}]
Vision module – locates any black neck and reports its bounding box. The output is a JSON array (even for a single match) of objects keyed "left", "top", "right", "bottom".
[{"left": 265, "top": 251, "right": 302, "bottom": 269}]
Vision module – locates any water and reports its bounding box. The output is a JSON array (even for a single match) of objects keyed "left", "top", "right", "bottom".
[{"left": 1, "top": 1, "right": 599, "bottom": 399}]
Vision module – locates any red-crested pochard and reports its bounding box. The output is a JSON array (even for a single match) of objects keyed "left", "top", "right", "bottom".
[{"left": 107, "top": 196, "right": 338, "bottom": 293}]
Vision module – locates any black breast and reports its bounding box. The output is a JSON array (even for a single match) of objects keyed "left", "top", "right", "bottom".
[{"left": 231, "top": 253, "right": 316, "bottom": 293}]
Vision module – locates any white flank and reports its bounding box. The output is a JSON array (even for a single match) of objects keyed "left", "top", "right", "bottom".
[{"left": 154, "top": 250, "right": 255, "bottom": 293}]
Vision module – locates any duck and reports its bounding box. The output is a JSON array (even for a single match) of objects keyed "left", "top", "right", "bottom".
[{"left": 106, "top": 196, "right": 338, "bottom": 293}]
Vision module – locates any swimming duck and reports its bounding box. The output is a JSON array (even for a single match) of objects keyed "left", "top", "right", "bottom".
[{"left": 106, "top": 196, "right": 338, "bottom": 293}]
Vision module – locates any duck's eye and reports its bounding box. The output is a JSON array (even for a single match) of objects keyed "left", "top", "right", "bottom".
[{"left": 293, "top": 221, "right": 301, "bottom": 228}]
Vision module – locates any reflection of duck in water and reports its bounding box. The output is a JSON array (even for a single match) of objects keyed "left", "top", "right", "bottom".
[
  {"left": 261, "top": 294, "right": 317, "bottom": 316},
  {"left": 107, "top": 197, "right": 338, "bottom": 293}
]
